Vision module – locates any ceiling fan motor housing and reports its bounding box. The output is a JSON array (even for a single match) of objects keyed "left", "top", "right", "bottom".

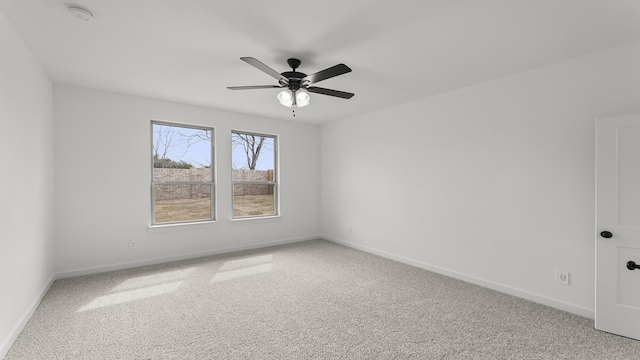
[
  {"left": 281, "top": 71, "right": 306, "bottom": 90},
  {"left": 282, "top": 58, "right": 306, "bottom": 90}
]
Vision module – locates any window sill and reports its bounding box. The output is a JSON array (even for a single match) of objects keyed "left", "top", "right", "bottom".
[
  {"left": 147, "top": 220, "right": 219, "bottom": 234},
  {"left": 229, "top": 215, "right": 282, "bottom": 225}
]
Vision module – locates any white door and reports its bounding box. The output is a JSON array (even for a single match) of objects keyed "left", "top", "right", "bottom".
[{"left": 595, "top": 112, "right": 640, "bottom": 340}]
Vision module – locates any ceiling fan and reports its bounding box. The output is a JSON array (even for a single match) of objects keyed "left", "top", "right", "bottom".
[{"left": 227, "top": 57, "right": 354, "bottom": 108}]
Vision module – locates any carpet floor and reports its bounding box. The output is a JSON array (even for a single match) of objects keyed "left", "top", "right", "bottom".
[{"left": 5, "top": 239, "right": 640, "bottom": 359}]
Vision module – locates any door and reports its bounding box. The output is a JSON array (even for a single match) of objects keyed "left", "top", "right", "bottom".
[{"left": 596, "top": 112, "right": 640, "bottom": 340}]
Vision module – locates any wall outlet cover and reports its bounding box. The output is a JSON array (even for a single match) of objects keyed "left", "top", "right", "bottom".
[{"left": 556, "top": 270, "right": 570, "bottom": 285}]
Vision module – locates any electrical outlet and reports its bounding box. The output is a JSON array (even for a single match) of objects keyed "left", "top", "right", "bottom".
[
  {"left": 556, "top": 270, "right": 569, "bottom": 285},
  {"left": 129, "top": 241, "right": 137, "bottom": 249}
]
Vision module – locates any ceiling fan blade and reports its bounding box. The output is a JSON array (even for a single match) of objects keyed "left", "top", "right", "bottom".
[
  {"left": 240, "top": 57, "right": 288, "bottom": 84},
  {"left": 227, "top": 85, "right": 283, "bottom": 90},
  {"left": 307, "top": 86, "right": 354, "bottom": 99},
  {"left": 302, "top": 64, "right": 351, "bottom": 85}
]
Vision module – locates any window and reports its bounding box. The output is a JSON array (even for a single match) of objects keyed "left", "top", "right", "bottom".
[
  {"left": 232, "top": 131, "right": 277, "bottom": 218},
  {"left": 151, "top": 121, "right": 214, "bottom": 225}
]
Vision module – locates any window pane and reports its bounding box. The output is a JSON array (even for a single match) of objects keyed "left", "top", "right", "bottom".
[
  {"left": 233, "top": 184, "right": 275, "bottom": 217},
  {"left": 231, "top": 132, "right": 276, "bottom": 219},
  {"left": 231, "top": 134, "right": 274, "bottom": 175},
  {"left": 154, "top": 184, "right": 212, "bottom": 223},
  {"left": 153, "top": 124, "right": 212, "bottom": 181}
]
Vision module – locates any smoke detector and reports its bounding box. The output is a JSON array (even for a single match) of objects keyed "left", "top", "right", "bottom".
[{"left": 68, "top": 5, "right": 95, "bottom": 21}]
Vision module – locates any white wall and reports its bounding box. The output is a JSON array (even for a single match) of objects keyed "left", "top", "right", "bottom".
[
  {"left": 0, "top": 11, "right": 54, "bottom": 357},
  {"left": 321, "top": 41, "right": 640, "bottom": 318},
  {"left": 54, "top": 85, "right": 320, "bottom": 276}
]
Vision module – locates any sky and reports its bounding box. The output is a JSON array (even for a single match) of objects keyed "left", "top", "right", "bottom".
[{"left": 153, "top": 124, "right": 274, "bottom": 170}]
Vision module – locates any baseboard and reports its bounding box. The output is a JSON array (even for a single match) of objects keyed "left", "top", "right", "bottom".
[
  {"left": 323, "top": 235, "right": 595, "bottom": 320},
  {"left": 56, "top": 235, "right": 319, "bottom": 279},
  {"left": 0, "top": 274, "right": 55, "bottom": 359}
]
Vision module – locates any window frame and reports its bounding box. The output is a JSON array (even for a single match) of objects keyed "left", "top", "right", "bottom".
[
  {"left": 150, "top": 120, "right": 215, "bottom": 226},
  {"left": 231, "top": 130, "right": 279, "bottom": 220}
]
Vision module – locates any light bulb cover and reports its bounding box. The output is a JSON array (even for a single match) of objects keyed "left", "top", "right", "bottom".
[
  {"left": 296, "top": 89, "right": 310, "bottom": 107},
  {"left": 277, "top": 90, "right": 293, "bottom": 107}
]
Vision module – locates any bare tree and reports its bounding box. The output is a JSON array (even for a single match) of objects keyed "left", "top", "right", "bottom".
[
  {"left": 153, "top": 125, "right": 178, "bottom": 160},
  {"left": 232, "top": 133, "right": 270, "bottom": 170}
]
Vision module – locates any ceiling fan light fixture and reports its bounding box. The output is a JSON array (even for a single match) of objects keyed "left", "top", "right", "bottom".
[
  {"left": 277, "top": 89, "right": 293, "bottom": 107},
  {"left": 296, "top": 89, "right": 310, "bottom": 107}
]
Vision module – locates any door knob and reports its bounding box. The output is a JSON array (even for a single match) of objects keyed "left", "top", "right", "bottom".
[
  {"left": 627, "top": 261, "right": 640, "bottom": 271},
  {"left": 600, "top": 231, "right": 613, "bottom": 238}
]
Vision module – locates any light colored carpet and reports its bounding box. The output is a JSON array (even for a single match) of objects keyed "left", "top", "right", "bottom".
[{"left": 5, "top": 239, "right": 640, "bottom": 359}]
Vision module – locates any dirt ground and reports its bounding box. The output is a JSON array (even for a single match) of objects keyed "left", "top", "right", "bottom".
[
  {"left": 154, "top": 195, "right": 274, "bottom": 223},
  {"left": 232, "top": 194, "right": 275, "bottom": 217}
]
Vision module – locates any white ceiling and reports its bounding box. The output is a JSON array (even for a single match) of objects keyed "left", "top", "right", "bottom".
[{"left": 2, "top": 0, "right": 640, "bottom": 124}]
